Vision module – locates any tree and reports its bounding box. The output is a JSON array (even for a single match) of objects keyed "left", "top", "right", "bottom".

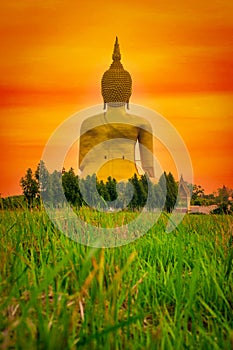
[
  {"left": 96, "top": 179, "right": 110, "bottom": 202},
  {"left": 153, "top": 183, "right": 166, "bottom": 209},
  {"left": 20, "top": 168, "right": 39, "bottom": 208},
  {"left": 212, "top": 185, "right": 233, "bottom": 214},
  {"left": 166, "top": 172, "right": 178, "bottom": 212},
  {"left": 217, "top": 185, "right": 230, "bottom": 205},
  {"left": 114, "top": 181, "right": 127, "bottom": 209},
  {"left": 106, "top": 176, "right": 117, "bottom": 202},
  {"left": 62, "top": 168, "right": 82, "bottom": 207},
  {"left": 79, "top": 174, "right": 103, "bottom": 209},
  {"left": 158, "top": 172, "right": 178, "bottom": 213},
  {"left": 35, "top": 160, "right": 50, "bottom": 204},
  {"left": 128, "top": 174, "right": 147, "bottom": 210},
  {"left": 191, "top": 184, "right": 205, "bottom": 205}
]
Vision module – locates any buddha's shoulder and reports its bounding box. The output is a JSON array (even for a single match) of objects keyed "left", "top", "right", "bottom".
[
  {"left": 80, "top": 113, "right": 105, "bottom": 131},
  {"left": 126, "top": 114, "right": 152, "bottom": 127},
  {"left": 80, "top": 112, "right": 152, "bottom": 132}
]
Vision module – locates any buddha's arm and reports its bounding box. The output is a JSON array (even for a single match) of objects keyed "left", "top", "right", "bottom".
[
  {"left": 79, "top": 123, "right": 109, "bottom": 170},
  {"left": 79, "top": 128, "right": 99, "bottom": 170},
  {"left": 138, "top": 126, "right": 155, "bottom": 178},
  {"left": 78, "top": 133, "right": 89, "bottom": 170}
]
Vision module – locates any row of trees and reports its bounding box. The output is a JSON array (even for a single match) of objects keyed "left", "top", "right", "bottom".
[
  {"left": 18, "top": 161, "right": 178, "bottom": 212},
  {"left": 2, "top": 160, "right": 232, "bottom": 214}
]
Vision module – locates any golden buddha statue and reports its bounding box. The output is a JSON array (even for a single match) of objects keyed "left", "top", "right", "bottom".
[{"left": 78, "top": 37, "right": 155, "bottom": 181}]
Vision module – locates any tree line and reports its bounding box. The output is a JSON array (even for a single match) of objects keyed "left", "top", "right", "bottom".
[
  {"left": 18, "top": 160, "right": 178, "bottom": 212},
  {"left": 1, "top": 160, "right": 232, "bottom": 214}
]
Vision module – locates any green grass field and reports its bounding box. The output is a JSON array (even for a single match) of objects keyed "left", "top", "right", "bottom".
[{"left": 0, "top": 209, "right": 232, "bottom": 349}]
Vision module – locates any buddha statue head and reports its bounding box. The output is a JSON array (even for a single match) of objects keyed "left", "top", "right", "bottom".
[{"left": 101, "top": 37, "right": 132, "bottom": 108}]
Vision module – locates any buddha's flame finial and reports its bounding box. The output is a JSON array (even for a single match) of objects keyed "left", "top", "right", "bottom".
[{"left": 112, "top": 36, "right": 121, "bottom": 61}]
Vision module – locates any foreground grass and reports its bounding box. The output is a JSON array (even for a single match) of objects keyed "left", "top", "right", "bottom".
[{"left": 0, "top": 209, "right": 232, "bottom": 349}]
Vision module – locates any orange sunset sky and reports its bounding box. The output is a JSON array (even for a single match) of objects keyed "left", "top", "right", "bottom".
[{"left": 0, "top": 0, "right": 233, "bottom": 197}]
